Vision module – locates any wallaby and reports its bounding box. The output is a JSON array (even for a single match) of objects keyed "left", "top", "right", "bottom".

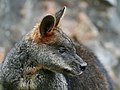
[{"left": 0, "top": 7, "right": 113, "bottom": 90}]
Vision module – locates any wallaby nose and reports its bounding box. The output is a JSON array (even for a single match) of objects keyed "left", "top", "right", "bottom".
[{"left": 80, "top": 63, "right": 87, "bottom": 71}]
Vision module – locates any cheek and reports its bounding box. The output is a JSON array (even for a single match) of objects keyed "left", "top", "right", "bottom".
[{"left": 48, "top": 51, "right": 62, "bottom": 60}]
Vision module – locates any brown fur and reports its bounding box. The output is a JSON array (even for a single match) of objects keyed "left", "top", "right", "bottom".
[
  {"left": 74, "top": 43, "right": 111, "bottom": 90},
  {"left": 25, "top": 23, "right": 57, "bottom": 44}
]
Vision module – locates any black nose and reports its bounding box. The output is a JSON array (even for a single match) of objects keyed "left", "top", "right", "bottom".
[{"left": 80, "top": 63, "right": 87, "bottom": 71}]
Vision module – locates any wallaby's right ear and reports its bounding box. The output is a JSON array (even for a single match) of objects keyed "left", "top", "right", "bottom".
[{"left": 40, "top": 15, "right": 55, "bottom": 37}]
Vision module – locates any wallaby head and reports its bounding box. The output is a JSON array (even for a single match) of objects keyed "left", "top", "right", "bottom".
[{"left": 24, "top": 6, "right": 87, "bottom": 76}]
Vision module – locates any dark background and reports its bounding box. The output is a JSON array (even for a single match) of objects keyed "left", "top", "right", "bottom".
[{"left": 0, "top": 0, "right": 120, "bottom": 89}]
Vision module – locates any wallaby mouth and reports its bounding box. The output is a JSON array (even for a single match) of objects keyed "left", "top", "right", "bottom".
[
  {"left": 44, "top": 67, "right": 83, "bottom": 76},
  {"left": 62, "top": 67, "right": 83, "bottom": 76},
  {"left": 65, "top": 62, "right": 87, "bottom": 76},
  {"left": 41, "top": 61, "right": 87, "bottom": 76}
]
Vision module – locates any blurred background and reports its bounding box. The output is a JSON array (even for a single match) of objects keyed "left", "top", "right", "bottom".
[{"left": 0, "top": 0, "right": 120, "bottom": 89}]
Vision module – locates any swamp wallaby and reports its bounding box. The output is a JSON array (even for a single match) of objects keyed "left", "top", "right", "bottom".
[{"left": 0, "top": 7, "right": 113, "bottom": 90}]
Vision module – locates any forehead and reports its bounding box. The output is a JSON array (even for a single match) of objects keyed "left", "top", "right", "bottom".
[{"left": 53, "top": 29, "right": 74, "bottom": 47}]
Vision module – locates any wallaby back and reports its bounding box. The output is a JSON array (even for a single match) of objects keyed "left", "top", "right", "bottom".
[
  {"left": 0, "top": 7, "right": 113, "bottom": 90},
  {"left": 65, "top": 43, "right": 113, "bottom": 90}
]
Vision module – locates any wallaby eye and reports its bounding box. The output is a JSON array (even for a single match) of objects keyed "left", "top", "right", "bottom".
[{"left": 58, "top": 47, "right": 66, "bottom": 53}]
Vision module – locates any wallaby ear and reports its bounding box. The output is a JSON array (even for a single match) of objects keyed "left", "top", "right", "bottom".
[
  {"left": 40, "top": 15, "right": 55, "bottom": 37},
  {"left": 55, "top": 6, "right": 66, "bottom": 27}
]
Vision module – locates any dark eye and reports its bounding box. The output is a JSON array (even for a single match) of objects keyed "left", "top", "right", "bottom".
[{"left": 58, "top": 47, "right": 66, "bottom": 53}]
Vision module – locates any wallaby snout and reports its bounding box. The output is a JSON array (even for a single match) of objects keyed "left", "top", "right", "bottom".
[
  {"left": 67, "top": 55, "right": 87, "bottom": 76},
  {"left": 79, "top": 62, "right": 87, "bottom": 71},
  {"left": 75, "top": 54, "right": 87, "bottom": 71}
]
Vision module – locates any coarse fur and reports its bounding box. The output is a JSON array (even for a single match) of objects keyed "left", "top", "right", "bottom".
[{"left": 0, "top": 7, "right": 113, "bottom": 90}]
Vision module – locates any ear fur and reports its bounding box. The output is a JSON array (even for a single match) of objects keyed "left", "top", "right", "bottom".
[
  {"left": 55, "top": 6, "right": 66, "bottom": 27},
  {"left": 40, "top": 15, "right": 55, "bottom": 37}
]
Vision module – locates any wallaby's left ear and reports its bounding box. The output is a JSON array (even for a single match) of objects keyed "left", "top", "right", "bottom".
[
  {"left": 39, "top": 15, "right": 55, "bottom": 37},
  {"left": 55, "top": 6, "right": 66, "bottom": 27}
]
